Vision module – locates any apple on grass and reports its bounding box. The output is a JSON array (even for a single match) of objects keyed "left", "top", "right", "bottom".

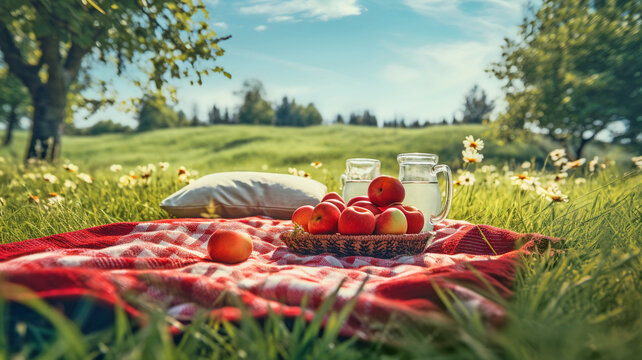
[
  {"left": 308, "top": 202, "right": 341, "bottom": 234},
  {"left": 338, "top": 206, "right": 376, "bottom": 235},
  {"left": 322, "top": 192, "right": 345, "bottom": 204},
  {"left": 292, "top": 205, "right": 314, "bottom": 232},
  {"left": 368, "top": 176, "right": 405, "bottom": 207},
  {"left": 346, "top": 196, "right": 369, "bottom": 207},
  {"left": 389, "top": 204, "right": 425, "bottom": 234},
  {"left": 375, "top": 208, "right": 408, "bottom": 235},
  {"left": 207, "top": 229, "right": 253, "bottom": 264}
]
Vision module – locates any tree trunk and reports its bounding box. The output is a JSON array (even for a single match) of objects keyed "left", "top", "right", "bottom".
[
  {"left": 2, "top": 106, "right": 17, "bottom": 146},
  {"left": 25, "top": 85, "right": 65, "bottom": 161}
]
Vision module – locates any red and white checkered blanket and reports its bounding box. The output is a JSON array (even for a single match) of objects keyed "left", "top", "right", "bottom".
[{"left": 0, "top": 218, "right": 555, "bottom": 339}]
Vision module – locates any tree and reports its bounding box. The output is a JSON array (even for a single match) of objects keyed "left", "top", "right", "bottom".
[
  {"left": 190, "top": 103, "right": 201, "bottom": 126},
  {"left": 208, "top": 104, "right": 222, "bottom": 125},
  {"left": 237, "top": 80, "right": 274, "bottom": 125},
  {"left": 275, "top": 96, "right": 293, "bottom": 126},
  {"left": 490, "top": 0, "right": 641, "bottom": 158},
  {"left": 0, "top": 1, "right": 230, "bottom": 161},
  {"left": 0, "top": 69, "right": 30, "bottom": 146},
  {"left": 87, "top": 120, "right": 131, "bottom": 135},
  {"left": 136, "top": 95, "right": 179, "bottom": 132},
  {"left": 461, "top": 85, "right": 494, "bottom": 124},
  {"left": 335, "top": 114, "right": 344, "bottom": 124},
  {"left": 348, "top": 110, "right": 377, "bottom": 126}
]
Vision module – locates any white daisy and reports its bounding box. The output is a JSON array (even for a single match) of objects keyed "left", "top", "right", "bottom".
[{"left": 463, "top": 135, "right": 484, "bottom": 151}]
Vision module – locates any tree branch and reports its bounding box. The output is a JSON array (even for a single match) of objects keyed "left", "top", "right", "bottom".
[{"left": 0, "top": 22, "right": 41, "bottom": 92}]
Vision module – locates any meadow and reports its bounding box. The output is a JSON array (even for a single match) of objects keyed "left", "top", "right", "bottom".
[{"left": 0, "top": 124, "right": 641, "bottom": 359}]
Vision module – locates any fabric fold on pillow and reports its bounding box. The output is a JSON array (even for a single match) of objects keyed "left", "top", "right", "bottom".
[{"left": 161, "top": 171, "right": 327, "bottom": 219}]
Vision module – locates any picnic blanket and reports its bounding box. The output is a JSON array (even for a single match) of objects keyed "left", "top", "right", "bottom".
[{"left": 0, "top": 218, "right": 556, "bottom": 340}]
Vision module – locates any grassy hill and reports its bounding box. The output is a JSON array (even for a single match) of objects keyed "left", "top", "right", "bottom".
[{"left": 0, "top": 124, "right": 641, "bottom": 359}]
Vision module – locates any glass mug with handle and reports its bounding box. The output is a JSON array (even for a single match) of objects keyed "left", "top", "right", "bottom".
[
  {"left": 340, "top": 158, "right": 381, "bottom": 202},
  {"left": 397, "top": 153, "right": 452, "bottom": 232}
]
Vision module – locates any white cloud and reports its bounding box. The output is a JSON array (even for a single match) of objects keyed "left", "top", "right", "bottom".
[
  {"left": 213, "top": 22, "right": 228, "bottom": 29},
  {"left": 402, "top": 0, "right": 525, "bottom": 39},
  {"left": 254, "top": 24, "right": 267, "bottom": 31},
  {"left": 239, "top": 0, "right": 363, "bottom": 22},
  {"left": 378, "top": 40, "right": 508, "bottom": 121}
]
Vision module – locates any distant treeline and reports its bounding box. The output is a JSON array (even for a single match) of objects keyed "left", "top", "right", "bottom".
[{"left": 61, "top": 80, "right": 494, "bottom": 134}]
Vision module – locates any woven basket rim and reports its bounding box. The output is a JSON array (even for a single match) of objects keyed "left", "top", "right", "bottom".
[{"left": 280, "top": 230, "right": 435, "bottom": 243}]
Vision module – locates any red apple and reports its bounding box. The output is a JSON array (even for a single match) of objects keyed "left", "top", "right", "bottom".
[
  {"left": 338, "top": 206, "right": 376, "bottom": 235},
  {"left": 374, "top": 208, "right": 408, "bottom": 235},
  {"left": 207, "top": 229, "right": 253, "bottom": 264},
  {"left": 322, "top": 192, "right": 344, "bottom": 204},
  {"left": 292, "top": 205, "right": 314, "bottom": 232},
  {"left": 389, "top": 204, "right": 425, "bottom": 234},
  {"left": 346, "top": 196, "right": 370, "bottom": 207},
  {"left": 308, "top": 202, "right": 341, "bottom": 234},
  {"left": 324, "top": 199, "right": 346, "bottom": 212},
  {"left": 351, "top": 200, "right": 382, "bottom": 215},
  {"left": 368, "top": 176, "right": 405, "bottom": 207}
]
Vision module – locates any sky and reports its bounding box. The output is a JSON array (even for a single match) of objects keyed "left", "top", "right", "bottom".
[{"left": 84, "top": 0, "right": 529, "bottom": 127}]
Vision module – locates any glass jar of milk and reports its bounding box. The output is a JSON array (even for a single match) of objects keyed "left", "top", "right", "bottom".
[
  {"left": 340, "top": 158, "right": 381, "bottom": 202},
  {"left": 397, "top": 153, "right": 452, "bottom": 231}
]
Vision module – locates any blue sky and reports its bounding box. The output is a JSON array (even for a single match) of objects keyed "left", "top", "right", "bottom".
[{"left": 87, "top": 0, "right": 528, "bottom": 127}]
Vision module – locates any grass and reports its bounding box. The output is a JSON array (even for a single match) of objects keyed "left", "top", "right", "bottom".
[{"left": 1, "top": 124, "right": 641, "bottom": 359}]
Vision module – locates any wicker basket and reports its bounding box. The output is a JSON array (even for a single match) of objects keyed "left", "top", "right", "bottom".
[{"left": 279, "top": 230, "right": 435, "bottom": 258}]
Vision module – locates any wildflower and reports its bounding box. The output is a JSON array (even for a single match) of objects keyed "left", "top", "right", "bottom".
[
  {"left": 458, "top": 171, "right": 476, "bottom": 186},
  {"left": 158, "top": 162, "right": 169, "bottom": 171},
  {"left": 463, "top": 135, "right": 484, "bottom": 151},
  {"left": 47, "top": 193, "right": 64, "bottom": 206},
  {"left": 549, "top": 149, "right": 566, "bottom": 161},
  {"left": 63, "top": 163, "right": 78, "bottom": 173},
  {"left": 288, "top": 167, "right": 298, "bottom": 176},
  {"left": 589, "top": 156, "right": 599, "bottom": 172},
  {"left": 77, "top": 173, "right": 93, "bottom": 184},
  {"left": 310, "top": 161, "right": 323, "bottom": 168},
  {"left": 118, "top": 174, "right": 137, "bottom": 188},
  {"left": 177, "top": 166, "right": 188, "bottom": 176},
  {"left": 298, "top": 170, "right": 311, "bottom": 178},
  {"left": 537, "top": 185, "right": 569, "bottom": 203},
  {"left": 562, "top": 158, "right": 586, "bottom": 171},
  {"left": 462, "top": 149, "right": 483, "bottom": 164},
  {"left": 43, "top": 173, "right": 57, "bottom": 184},
  {"left": 64, "top": 180, "right": 77, "bottom": 191},
  {"left": 138, "top": 164, "right": 155, "bottom": 179},
  {"left": 575, "top": 178, "right": 586, "bottom": 185},
  {"left": 521, "top": 161, "right": 531, "bottom": 169},
  {"left": 261, "top": 164, "right": 269, "bottom": 171},
  {"left": 28, "top": 194, "right": 39, "bottom": 203},
  {"left": 110, "top": 164, "right": 122, "bottom": 172},
  {"left": 511, "top": 172, "right": 539, "bottom": 191},
  {"left": 554, "top": 157, "right": 568, "bottom": 168},
  {"left": 453, "top": 179, "right": 462, "bottom": 187},
  {"left": 553, "top": 172, "right": 568, "bottom": 182},
  {"left": 632, "top": 156, "right": 642, "bottom": 169},
  {"left": 481, "top": 165, "right": 497, "bottom": 173}
]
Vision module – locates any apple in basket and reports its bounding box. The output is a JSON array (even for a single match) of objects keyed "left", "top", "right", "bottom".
[
  {"left": 375, "top": 208, "right": 408, "bottom": 235},
  {"left": 321, "top": 192, "right": 345, "bottom": 204},
  {"left": 388, "top": 203, "right": 425, "bottom": 234},
  {"left": 292, "top": 205, "right": 314, "bottom": 232},
  {"left": 368, "top": 176, "right": 405, "bottom": 207},
  {"left": 324, "top": 198, "right": 346, "bottom": 212},
  {"left": 346, "top": 196, "right": 369, "bottom": 207},
  {"left": 207, "top": 229, "right": 253, "bottom": 264},
  {"left": 338, "top": 206, "right": 376, "bottom": 235},
  {"left": 350, "top": 200, "right": 382, "bottom": 215},
  {"left": 308, "top": 202, "right": 341, "bottom": 234}
]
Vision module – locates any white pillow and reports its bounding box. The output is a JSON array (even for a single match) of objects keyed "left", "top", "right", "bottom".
[{"left": 161, "top": 171, "right": 326, "bottom": 219}]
